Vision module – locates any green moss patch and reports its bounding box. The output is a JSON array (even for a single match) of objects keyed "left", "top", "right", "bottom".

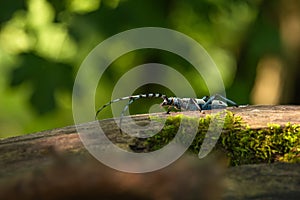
[{"left": 136, "top": 111, "right": 300, "bottom": 166}]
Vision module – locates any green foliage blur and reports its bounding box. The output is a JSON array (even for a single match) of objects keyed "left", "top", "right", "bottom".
[{"left": 0, "top": 0, "right": 298, "bottom": 137}]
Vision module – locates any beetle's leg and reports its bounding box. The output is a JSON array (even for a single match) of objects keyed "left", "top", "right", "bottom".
[
  {"left": 201, "top": 95, "right": 215, "bottom": 110},
  {"left": 119, "top": 97, "right": 137, "bottom": 134},
  {"left": 214, "top": 94, "right": 238, "bottom": 107},
  {"left": 190, "top": 98, "right": 202, "bottom": 112},
  {"left": 166, "top": 105, "right": 181, "bottom": 114},
  {"left": 202, "top": 94, "right": 238, "bottom": 109},
  {"left": 166, "top": 107, "right": 172, "bottom": 114},
  {"left": 119, "top": 94, "right": 168, "bottom": 132}
]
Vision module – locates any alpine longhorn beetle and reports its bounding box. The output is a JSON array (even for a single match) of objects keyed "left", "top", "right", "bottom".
[{"left": 95, "top": 93, "right": 238, "bottom": 131}]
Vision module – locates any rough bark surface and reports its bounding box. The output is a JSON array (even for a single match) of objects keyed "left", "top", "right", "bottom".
[{"left": 0, "top": 105, "right": 299, "bottom": 199}]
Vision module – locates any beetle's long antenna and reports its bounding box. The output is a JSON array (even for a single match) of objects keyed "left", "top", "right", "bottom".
[
  {"left": 95, "top": 93, "right": 167, "bottom": 120},
  {"left": 95, "top": 96, "right": 134, "bottom": 120}
]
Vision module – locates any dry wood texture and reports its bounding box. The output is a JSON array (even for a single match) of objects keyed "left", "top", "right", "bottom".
[{"left": 0, "top": 105, "right": 299, "bottom": 199}]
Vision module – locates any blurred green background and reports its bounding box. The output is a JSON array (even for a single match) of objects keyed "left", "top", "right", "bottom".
[{"left": 0, "top": 0, "right": 300, "bottom": 138}]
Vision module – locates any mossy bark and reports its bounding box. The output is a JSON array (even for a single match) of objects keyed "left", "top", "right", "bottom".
[{"left": 0, "top": 105, "right": 300, "bottom": 199}]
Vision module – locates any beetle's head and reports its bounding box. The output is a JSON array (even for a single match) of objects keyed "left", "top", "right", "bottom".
[{"left": 160, "top": 97, "right": 172, "bottom": 107}]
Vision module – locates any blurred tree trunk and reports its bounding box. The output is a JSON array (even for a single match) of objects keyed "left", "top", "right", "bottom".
[
  {"left": 279, "top": 0, "right": 300, "bottom": 104},
  {"left": 229, "top": 0, "right": 300, "bottom": 105}
]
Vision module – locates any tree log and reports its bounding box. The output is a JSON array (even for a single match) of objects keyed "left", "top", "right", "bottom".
[{"left": 0, "top": 105, "right": 299, "bottom": 199}]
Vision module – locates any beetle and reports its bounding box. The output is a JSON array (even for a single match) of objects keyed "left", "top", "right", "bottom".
[{"left": 95, "top": 93, "right": 238, "bottom": 132}]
